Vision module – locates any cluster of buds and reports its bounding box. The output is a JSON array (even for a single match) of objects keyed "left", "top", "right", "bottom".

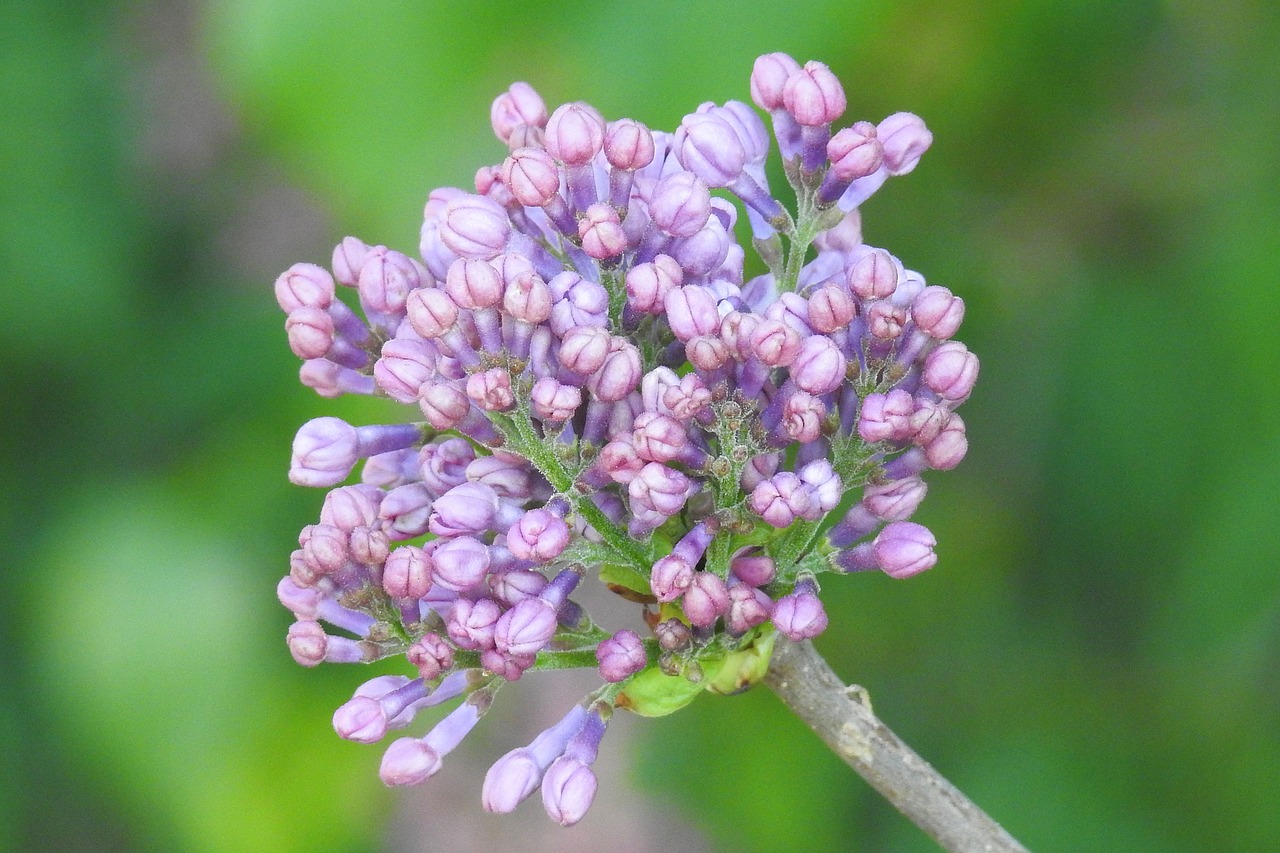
[{"left": 275, "top": 52, "right": 969, "bottom": 826}]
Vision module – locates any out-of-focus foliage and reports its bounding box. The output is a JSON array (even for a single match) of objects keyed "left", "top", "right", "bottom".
[{"left": 2, "top": 0, "right": 1277, "bottom": 850}]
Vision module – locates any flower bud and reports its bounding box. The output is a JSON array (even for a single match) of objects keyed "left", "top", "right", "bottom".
[
  {"left": 629, "top": 462, "right": 693, "bottom": 518},
  {"left": 447, "top": 597, "right": 502, "bottom": 649},
  {"left": 683, "top": 571, "right": 730, "bottom": 628},
  {"left": 466, "top": 368, "right": 515, "bottom": 412},
  {"left": 649, "top": 555, "right": 694, "bottom": 603},
  {"left": 275, "top": 262, "right": 335, "bottom": 312},
  {"left": 911, "top": 285, "right": 964, "bottom": 339},
  {"left": 878, "top": 112, "right": 932, "bottom": 175},
  {"left": 507, "top": 509, "right": 571, "bottom": 562},
  {"left": 530, "top": 377, "right": 582, "bottom": 422},
  {"left": 750, "top": 472, "right": 813, "bottom": 527},
  {"left": 650, "top": 172, "right": 712, "bottom": 238},
  {"left": 772, "top": 580, "right": 828, "bottom": 641},
  {"left": 848, "top": 248, "right": 900, "bottom": 300},
  {"left": 783, "top": 60, "right": 845, "bottom": 126},
  {"left": 491, "top": 82, "right": 548, "bottom": 143},
  {"left": 790, "top": 334, "right": 847, "bottom": 395},
  {"left": 431, "top": 536, "right": 492, "bottom": 591},
  {"left": 406, "top": 287, "right": 459, "bottom": 339},
  {"left": 286, "top": 307, "right": 335, "bottom": 360},
  {"left": 445, "top": 258, "right": 503, "bottom": 310},
  {"left": 383, "top": 545, "right": 432, "bottom": 599},
  {"left": 439, "top": 195, "right": 510, "bottom": 260},
  {"left": 625, "top": 254, "right": 683, "bottom": 314},
  {"left": 502, "top": 146, "right": 562, "bottom": 207},
  {"left": 604, "top": 118, "right": 655, "bottom": 171},
  {"left": 862, "top": 476, "right": 928, "bottom": 521},
  {"left": 596, "top": 630, "right": 647, "bottom": 682},
  {"left": 578, "top": 203, "right": 627, "bottom": 259},
  {"left": 750, "top": 52, "right": 800, "bottom": 111},
  {"left": 806, "top": 285, "right": 855, "bottom": 333},
  {"left": 858, "top": 389, "right": 916, "bottom": 443},
  {"left": 873, "top": 521, "right": 937, "bottom": 578},
  {"left": 545, "top": 102, "right": 606, "bottom": 166},
  {"left": 290, "top": 416, "right": 360, "bottom": 487},
  {"left": 374, "top": 338, "right": 437, "bottom": 403},
  {"left": 358, "top": 247, "right": 420, "bottom": 315},
  {"left": 922, "top": 412, "right": 968, "bottom": 470},
  {"left": 587, "top": 338, "right": 642, "bottom": 402},
  {"left": 331, "top": 237, "right": 371, "bottom": 288},
  {"left": 676, "top": 112, "right": 747, "bottom": 187},
  {"left": 923, "top": 341, "right": 979, "bottom": 402},
  {"left": 827, "top": 121, "right": 883, "bottom": 180}
]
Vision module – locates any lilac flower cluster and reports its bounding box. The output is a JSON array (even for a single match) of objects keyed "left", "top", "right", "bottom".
[{"left": 274, "top": 53, "right": 972, "bottom": 825}]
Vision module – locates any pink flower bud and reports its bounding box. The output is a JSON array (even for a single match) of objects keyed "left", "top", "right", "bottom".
[
  {"left": 332, "top": 237, "right": 371, "bottom": 288},
  {"left": 494, "top": 598, "right": 558, "bottom": 656},
  {"left": 683, "top": 571, "right": 730, "bottom": 628},
  {"left": 604, "top": 119, "right": 655, "bottom": 170},
  {"left": 290, "top": 416, "right": 360, "bottom": 487},
  {"left": 790, "top": 334, "right": 847, "bottom": 395},
  {"left": 783, "top": 391, "right": 827, "bottom": 443},
  {"left": 559, "top": 326, "right": 611, "bottom": 375},
  {"left": 750, "top": 52, "right": 800, "bottom": 111},
  {"left": 625, "top": 254, "right": 683, "bottom": 314},
  {"left": 878, "top": 112, "right": 932, "bottom": 176},
  {"left": 418, "top": 381, "right": 471, "bottom": 429},
  {"left": 827, "top": 121, "right": 884, "bottom": 180},
  {"left": 374, "top": 338, "right": 437, "bottom": 403},
  {"left": 502, "top": 146, "right": 562, "bottom": 207},
  {"left": 862, "top": 476, "right": 928, "bottom": 521},
  {"left": 275, "top": 262, "right": 335, "bottom": 312},
  {"left": 444, "top": 258, "right": 503, "bottom": 310},
  {"left": 447, "top": 597, "right": 502, "bottom": 650},
  {"left": 783, "top": 61, "right": 846, "bottom": 126},
  {"left": 545, "top": 102, "right": 606, "bottom": 166},
  {"left": 848, "top": 248, "right": 900, "bottom": 300},
  {"left": 730, "top": 551, "right": 776, "bottom": 587},
  {"left": 407, "top": 633, "right": 453, "bottom": 681},
  {"left": 772, "top": 582, "right": 828, "bottom": 641},
  {"left": 432, "top": 537, "right": 492, "bottom": 592},
  {"left": 629, "top": 462, "right": 693, "bottom": 518},
  {"left": 922, "top": 412, "right": 968, "bottom": 470},
  {"left": 726, "top": 584, "right": 772, "bottom": 634},
  {"left": 911, "top": 285, "right": 965, "bottom": 339},
  {"left": 491, "top": 82, "right": 548, "bottom": 143},
  {"left": 502, "top": 269, "right": 552, "bottom": 323},
  {"left": 873, "top": 521, "right": 937, "bottom": 578},
  {"left": 466, "top": 368, "right": 515, "bottom": 412},
  {"left": 750, "top": 472, "right": 813, "bottom": 528},
  {"left": 858, "top": 389, "right": 916, "bottom": 443},
  {"left": 649, "top": 555, "right": 694, "bottom": 603},
  {"left": 596, "top": 630, "right": 647, "bottom": 682},
  {"left": 676, "top": 112, "right": 747, "bottom": 187},
  {"left": 358, "top": 247, "right": 421, "bottom": 315},
  {"left": 578, "top": 203, "right": 627, "bottom": 259},
  {"left": 750, "top": 317, "right": 803, "bottom": 366},
  {"left": 867, "top": 301, "right": 907, "bottom": 341},
  {"left": 664, "top": 285, "right": 722, "bottom": 342},
  {"left": 383, "top": 545, "right": 432, "bottom": 599},
  {"left": 923, "top": 341, "right": 979, "bottom": 402},
  {"left": 507, "top": 509, "right": 571, "bottom": 562},
  {"left": 587, "top": 338, "right": 642, "bottom": 402},
  {"left": 406, "top": 287, "right": 459, "bottom": 338},
  {"left": 286, "top": 307, "right": 334, "bottom": 359},
  {"left": 807, "top": 285, "right": 856, "bottom": 333},
  {"left": 530, "top": 377, "right": 582, "bottom": 422}
]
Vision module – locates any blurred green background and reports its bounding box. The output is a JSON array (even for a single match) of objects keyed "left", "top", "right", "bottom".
[{"left": 3, "top": 0, "right": 1278, "bottom": 850}]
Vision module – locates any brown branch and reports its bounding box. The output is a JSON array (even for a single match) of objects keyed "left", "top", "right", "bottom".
[{"left": 764, "top": 638, "right": 1029, "bottom": 853}]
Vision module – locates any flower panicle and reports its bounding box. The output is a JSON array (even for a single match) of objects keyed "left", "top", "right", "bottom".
[{"left": 273, "top": 52, "right": 968, "bottom": 826}]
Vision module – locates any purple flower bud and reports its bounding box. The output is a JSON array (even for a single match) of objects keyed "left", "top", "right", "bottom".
[
  {"left": 447, "top": 597, "right": 503, "bottom": 650},
  {"left": 541, "top": 757, "right": 598, "bottom": 827},
  {"left": 485, "top": 570, "right": 545, "bottom": 609},
  {"left": 669, "top": 218, "right": 730, "bottom": 278},
  {"left": 358, "top": 246, "right": 420, "bottom": 315},
  {"left": 419, "top": 381, "right": 471, "bottom": 429},
  {"left": 750, "top": 472, "right": 814, "bottom": 527},
  {"left": 549, "top": 272, "right": 609, "bottom": 335},
  {"left": 374, "top": 338, "right": 437, "bottom": 403},
  {"left": 502, "top": 146, "right": 561, "bottom": 207},
  {"left": 790, "top": 335, "right": 847, "bottom": 395},
  {"left": 350, "top": 524, "right": 390, "bottom": 566},
  {"left": 507, "top": 509, "right": 571, "bottom": 562},
  {"left": 629, "top": 462, "right": 693, "bottom": 518},
  {"left": 874, "top": 521, "right": 937, "bottom": 578},
  {"left": 730, "top": 550, "right": 776, "bottom": 587},
  {"left": 320, "top": 483, "right": 383, "bottom": 531},
  {"left": 300, "top": 523, "right": 347, "bottom": 575},
  {"left": 466, "top": 368, "right": 515, "bottom": 412},
  {"left": 625, "top": 254, "right": 683, "bottom": 314},
  {"left": 878, "top": 112, "right": 932, "bottom": 175},
  {"left": 531, "top": 377, "right": 582, "bottom": 422},
  {"left": 432, "top": 536, "right": 492, "bottom": 592},
  {"left": 440, "top": 195, "right": 510, "bottom": 260},
  {"left": 405, "top": 287, "right": 459, "bottom": 339},
  {"left": 922, "top": 412, "right": 968, "bottom": 470},
  {"left": 286, "top": 307, "right": 335, "bottom": 360},
  {"left": 783, "top": 61, "right": 845, "bottom": 127},
  {"left": 726, "top": 583, "right": 772, "bottom": 634},
  {"left": 466, "top": 453, "right": 535, "bottom": 499},
  {"left": 848, "top": 248, "right": 900, "bottom": 300},
  {"left": 429, "top": 482, "right": 502, "bottom": 537},
  {"left": 911, "top": 286, "right": 964, "bottom": 340},
  {"left": 862, "top": 476, "right": 928, "bottom": 521},
  {"left": 558, "top": 325, "right": 611, "bottom": 374},
  {"left": 299, "top": 358, "right": 376, "bottom": 398},
  {"left": 650, "top": 555, "right": 694, "bottom": 603},
  {"left": 664, "top": 285, "right": 721, "bottom": 342},
  {"left": 923, "top": 341, "right": 979, "bottom": 402},
  {"left": 650, "top": 172, "right": 712, "bottom": 238},
  {"left": 587, "top": 338, "right": 642, "bottom": 402},
  {"left": 827, "top": 121, "right": 884, "bottom": 180},
  {"left": 578, "top": 203, "right": 627, "bottom": 259},
  {"left": 604, "top": 118, "right": 655, "bottom": 170},
  {"left": 483, "top": 705, "right": 587, "bottom": 813},
  {"left": 383, "top": 545, "right": 432, "bottom": 599},
  {"left": 631, "top": 412, "right": 691, "bottom": 464},
  {"left": 676, "top": 112, "right": 747, "bottom": 187},
  {"left": 419, "top": 438, "right": 475, "bottom": 493},
  {"left": 867, "top": 301, "right": 907, "bottom": 341},
  {"left": 598, "top": 439, "right": 644, "bottom": 484},
  {"left": 772, "top": 580, "right": 828, "bottom": 641},
  {"left": 545, "top": 102, "right": 606, "bottom": 166},
  {"left": 406, "top": 633, "right": 453, "bottom": 681},
  {"left": 380, "top": 482, "right": 435, "bottom": 539},
  {"left": 491, "top": 82, "right": 548, "bottom": 143},
  {"left": 807, "top": 284, "right": 856, "bottom": 333},
  {"left": 380, "top": 700, "right": 483, "bottom": 786},
  {"left": 379, "top": 737, "right": 442, "bottom": 786},
  {"left": 444, "top": 258, "right": 503, "bottom": 310},
  {"left": 750, "top": 52, "right": 800, "bottom": 111},
  {"left": 799, "top": 459, "right": 842, "bottom": 514},
  {"left": 858, "top": 389, "right": 916, "bottom": 443},
  {"left": 277, "top": 575, "right": 320, "bottom": 617},
  {"left": 683, "top": 571, "right": 731, "bottom": 628},
  {"left": 596, "top": 630, "right": 647, "bottom": 682},
  {"left": 275, "top": 262, "right": 335, "bottom": 312},
  {"left": 655, "top": 617, "right": 692, "bottom": 651},
  {"left": 289, "top": 416, "right": 361, "bottom": 487}
]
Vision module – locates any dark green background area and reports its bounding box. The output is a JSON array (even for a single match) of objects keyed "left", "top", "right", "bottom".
[{"left": 3, "top": 1, "right": 1277, "bottom": 850}]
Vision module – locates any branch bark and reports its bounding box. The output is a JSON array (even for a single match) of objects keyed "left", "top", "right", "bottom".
[{"left": 764, "top": 638, "right": 1029, "bottom": 853}]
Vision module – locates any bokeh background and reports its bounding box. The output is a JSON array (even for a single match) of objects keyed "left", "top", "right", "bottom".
[{"left": 3, "top": 0, "right": 1278, "bottom": 850}]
